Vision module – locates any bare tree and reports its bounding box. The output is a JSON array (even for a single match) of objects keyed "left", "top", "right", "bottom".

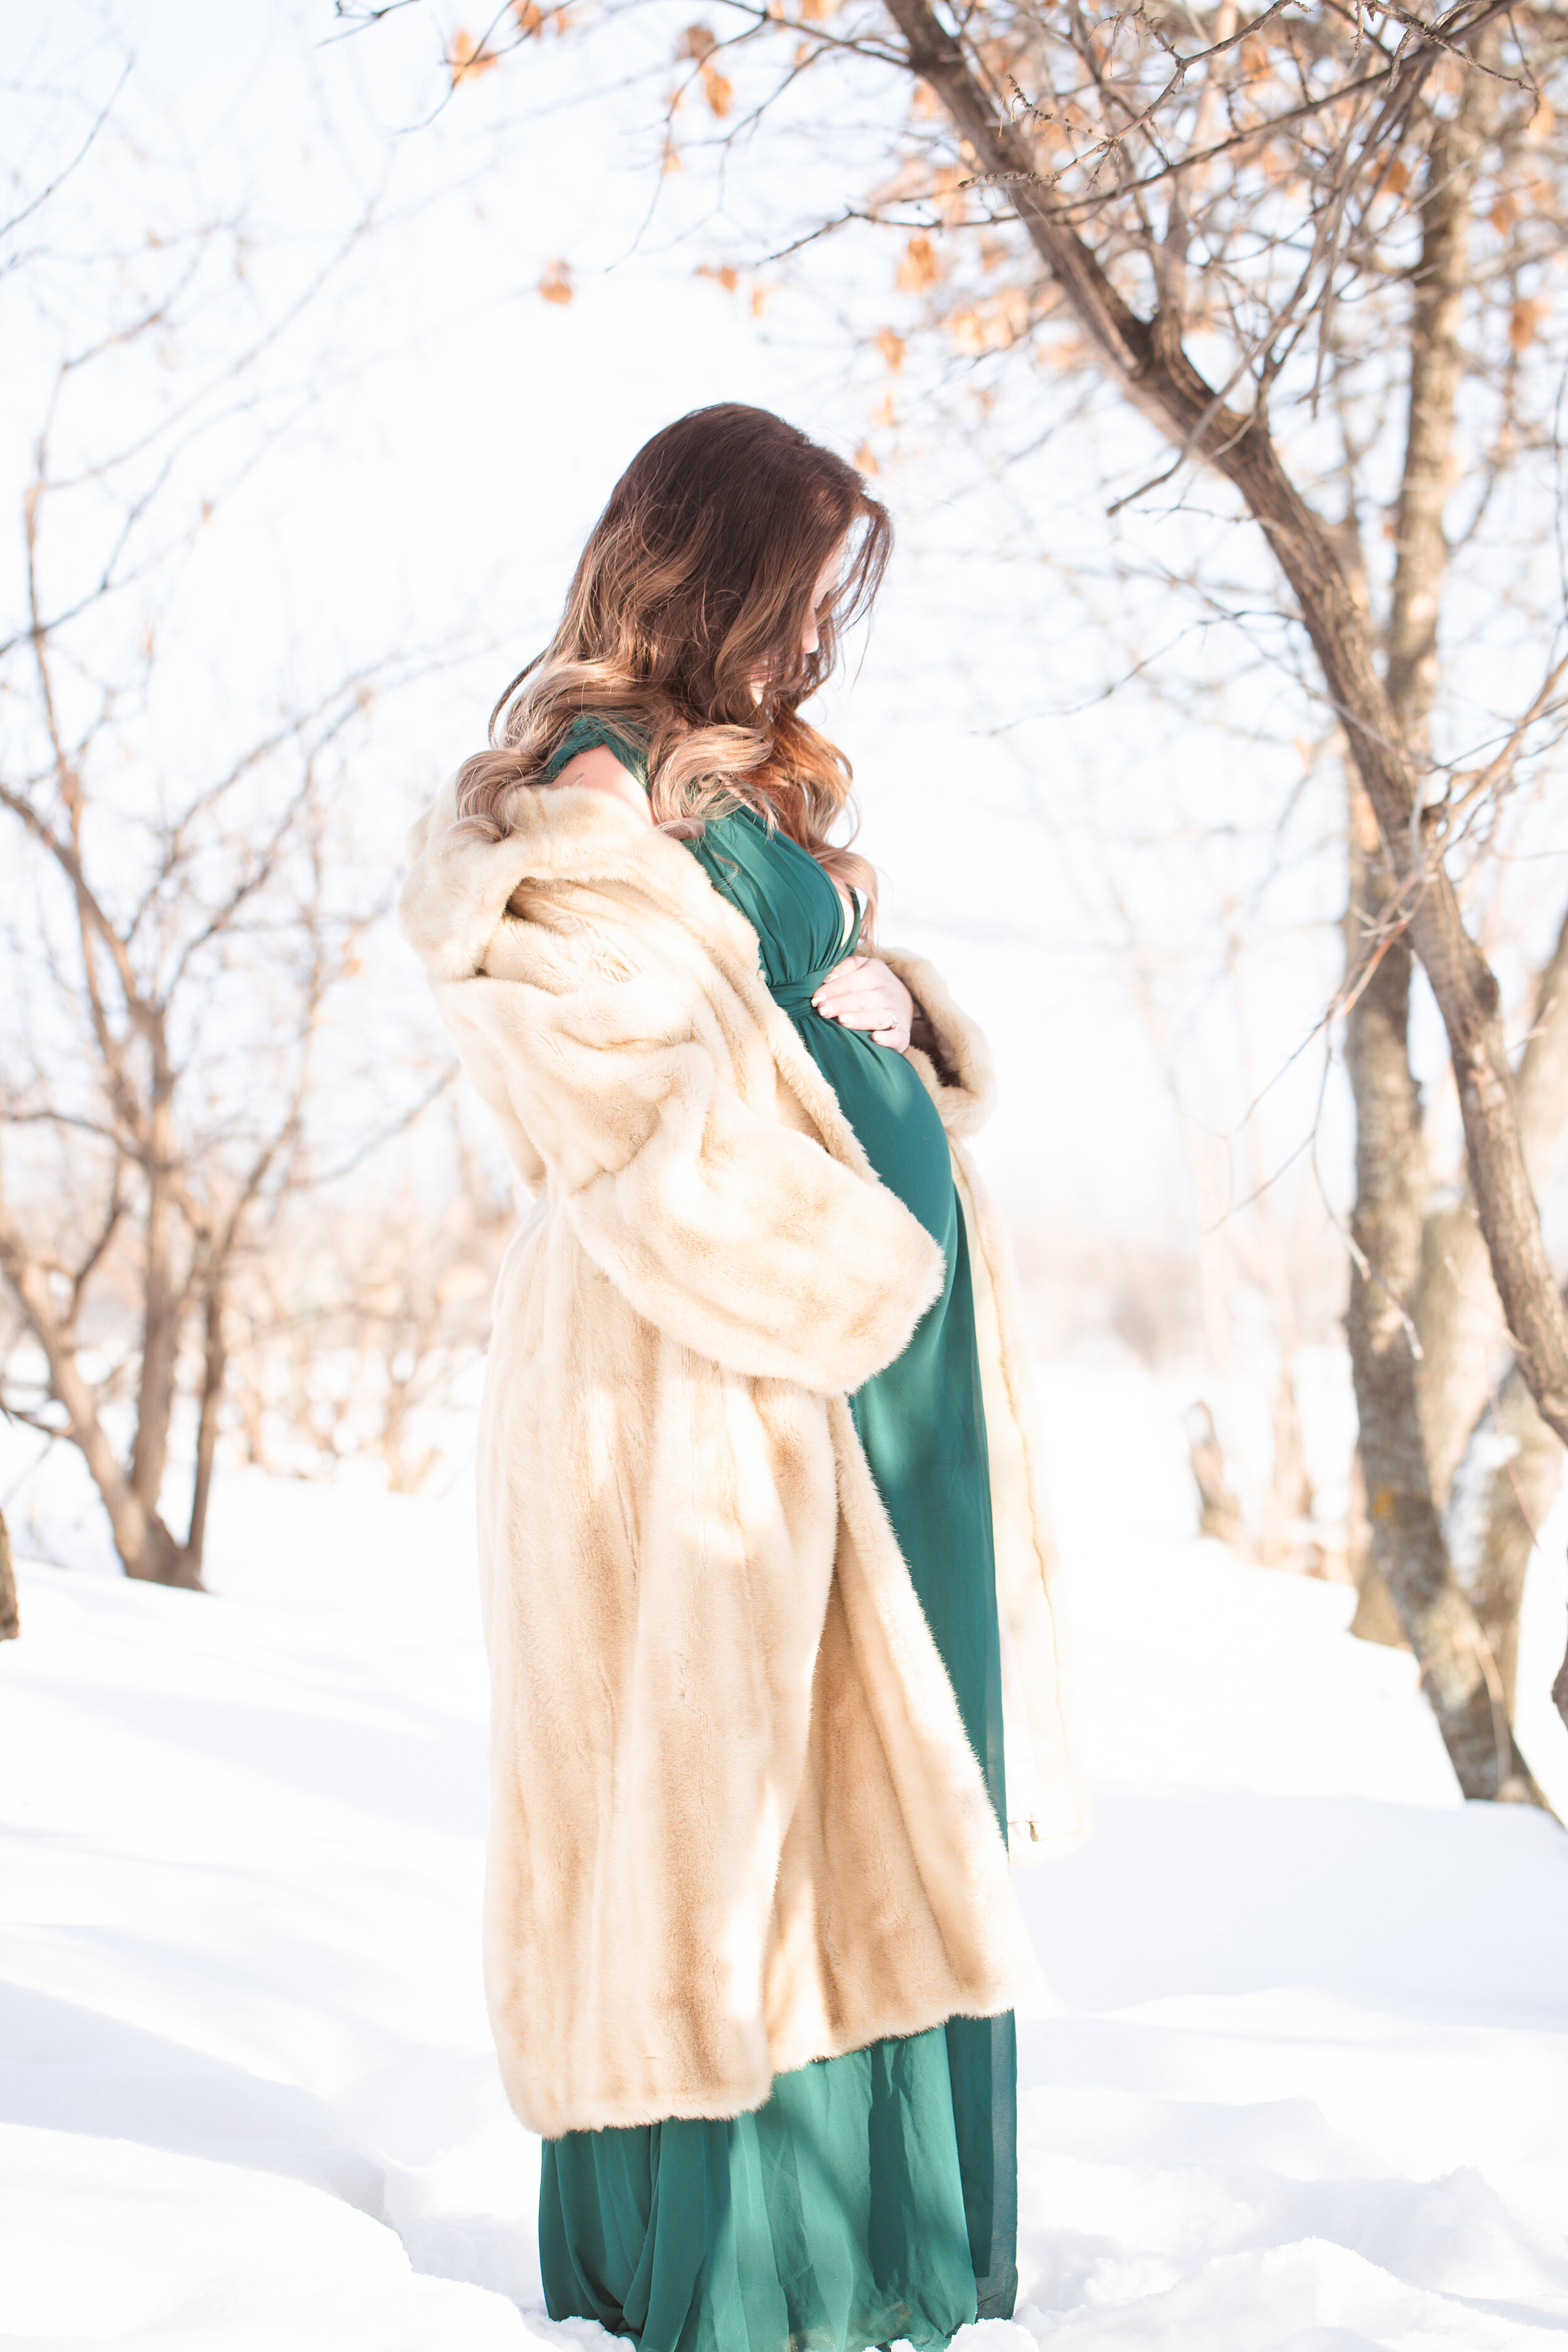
[
  {"left": 0, "top": 628, "right": 386, "bottom": 1586},
  {"left": 225, "top": 1106, "right": 514, "bottom": 1495},
  {"left": 1186, "top": 1401, "right": 1247, "bottom": 1549},
  {"left": 869, "top": 3, "right": 1568, "bottom": 1800},
  {"left": 1090, "top": 856, "right": 1336, "bottom": 1572},
  {"left": 0, "top": 37, "right": 461, "bottom": 1586},
  {"left": 1352, "top": 898, "right": 1568, "bottom": 1684}
]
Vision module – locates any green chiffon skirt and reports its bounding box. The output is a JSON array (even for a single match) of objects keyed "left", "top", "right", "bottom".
[
  {"left": 541, "top": 2031, "right": 979, "bottom": 2352},
  {"left": 535, "top": 729, "right": 1016, "bottom": 2352}
]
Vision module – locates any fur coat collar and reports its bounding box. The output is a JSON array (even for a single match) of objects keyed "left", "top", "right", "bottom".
[{"left": 400, "top": 777, "right": 1083, "bottom": 2137}]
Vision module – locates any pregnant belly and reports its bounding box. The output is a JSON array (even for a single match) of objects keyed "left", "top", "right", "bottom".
[{"left": 793, "top": 1012, "right": 956, "bottom": 1249}]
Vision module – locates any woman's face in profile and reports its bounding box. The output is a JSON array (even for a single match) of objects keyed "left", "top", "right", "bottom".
[
  {"left": 802, "top": 539, "right": 848, "bottom": 659},
  {"left": 755, "top": 536, "right": 849, "bottom": 702}
]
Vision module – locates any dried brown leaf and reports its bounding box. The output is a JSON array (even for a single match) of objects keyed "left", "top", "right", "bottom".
[
  {"left": 896, "top": 232, "right": 941, "bottom": 292},
  {"left": 1510, "top": 297, "right": 1545, "bottom": 356},
  {"left": 947, "top": 285, "right": 1029, "bottom": 356},
  {"left": 450, "top": 29, "right": 502, "bottom": 84},
  {"left": 701, "top": 60, "right": 733, "bottom": 117},
  {"left": 1038, "top": 331, "right": 1084, "bottom": 372}
]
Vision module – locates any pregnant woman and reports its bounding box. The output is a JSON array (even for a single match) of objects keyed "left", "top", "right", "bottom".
[{"left": 399, "top": 404, "right": 1081, "bottom": 2352}]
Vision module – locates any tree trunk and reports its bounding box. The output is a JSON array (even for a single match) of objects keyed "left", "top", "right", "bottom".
[
  {"left": 1342, "top": 773, "right": 1535, "bottom": 1796},
  {"left": 0, "top": 1508, "right": 18, "bottom": 1641},
  {"left": 1413, "top": 1194, "right": 1511, "bottom": 1510},
  {"left": 1347, "top": 1447, "right": 1408, "bottom": 1643},
  {"left": 1445, "top": 1360, "right": 1564, "bottom": 1715},
  {"left": 1342, "top": 817, "right": 1537, "bottom": 1792},
  {"left": 1374, "top": 92, "right": 1562, "bottom": 1642},
  {"left": 186, "top": 1283, "right": 226, "bottom": 1577},
  {"left": 1343, "top": 777, "right": 1426, "bottom": 1660},
  {"left": 1357, "top": 904, "right": 1568, "bottom": 1641},
  {"left": 1186, "top": 1400, "right": 1244, "bottom": 1548},
  {"left": 131, "top": 1074, "right": 179, "bottom": 1516},
  {"left": 0, "top": 1196, "right": 201, "bottom": 1589},
  {"left": 1418, "top": 902, "right": 1568, "bottom": 1486},
  {"left": 888, "top": 0, "right": 1568, "bottom": 1754},
  {"left": 1347, "top": 99, "right": 1476, "bottom": 1651},
  {"left": 1262, "top": 1358, "right": 1315, "bottom": 1571}
]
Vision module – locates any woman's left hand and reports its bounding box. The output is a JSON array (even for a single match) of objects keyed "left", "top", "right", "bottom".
[{"left": 811, "top": 955, "right": 914, "bottom": 1051}]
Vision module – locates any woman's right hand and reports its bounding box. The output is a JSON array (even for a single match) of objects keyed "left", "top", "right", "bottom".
[{"left": 810, "top": 955, "right": 914, "bottom": 1051}]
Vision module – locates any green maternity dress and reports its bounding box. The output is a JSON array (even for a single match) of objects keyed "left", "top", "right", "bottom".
[{"left": 536, "top": 719, "right": 1017, "bottom": 2352}]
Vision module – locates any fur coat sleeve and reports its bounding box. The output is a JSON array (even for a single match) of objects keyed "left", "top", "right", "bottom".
[{"left": 403, "top": 781, "right": 944, "bottom": 1396}]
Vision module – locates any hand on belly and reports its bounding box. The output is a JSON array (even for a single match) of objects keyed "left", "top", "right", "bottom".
[{"left": 810, "top": 955, "right": 914, "bottom": 1051}]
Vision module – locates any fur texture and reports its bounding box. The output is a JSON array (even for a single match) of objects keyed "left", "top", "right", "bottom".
[{"left": 399, "top": 778, "right": 1083, "bottom": 2137}]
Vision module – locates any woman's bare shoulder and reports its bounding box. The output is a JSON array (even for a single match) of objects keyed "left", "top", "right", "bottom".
[{"left": 551, "top": 743, "right": 652, "bottom": 827}]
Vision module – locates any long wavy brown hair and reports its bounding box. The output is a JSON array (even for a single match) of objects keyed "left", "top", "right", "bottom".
[{"left": 453, "top": 403, "right": 892, "bottom": 931}]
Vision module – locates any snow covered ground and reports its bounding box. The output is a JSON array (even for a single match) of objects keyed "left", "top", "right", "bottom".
[{"left": 3, "top": 1364, "right": 1568, "bottom": 2350}]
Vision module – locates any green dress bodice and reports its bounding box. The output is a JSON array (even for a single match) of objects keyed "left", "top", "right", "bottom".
[{"left": 533, "top": 718, "right": 1016, "bottom": 2352}]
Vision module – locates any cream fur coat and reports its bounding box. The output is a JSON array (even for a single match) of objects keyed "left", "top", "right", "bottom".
[{"left": 399, "top": 776, "right": 1084, "bottom": 2139}]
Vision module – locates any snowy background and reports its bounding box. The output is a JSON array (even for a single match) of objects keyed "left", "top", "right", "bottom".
[
  {"left": 4, "top": 1367, "right": 1568, "bottom": 2351},
  {"left": 5, "top": 3, "right": 1568, "bottom": 2344}
]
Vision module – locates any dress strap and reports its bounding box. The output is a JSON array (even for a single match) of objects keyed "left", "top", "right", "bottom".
[{"left": 540, "top": 714, "right": 650, "bottom": 789}]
